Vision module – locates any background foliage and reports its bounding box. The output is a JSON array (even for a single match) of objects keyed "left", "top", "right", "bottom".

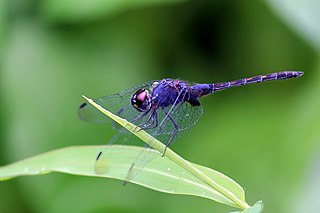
[{"left": 1, "top": 0, "right": 319, "bottom": 212}]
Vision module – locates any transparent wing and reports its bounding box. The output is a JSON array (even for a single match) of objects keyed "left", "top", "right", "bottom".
[
  {"left": 108, "top": 91, "right": 204, "bottom": 183},
  {"left": 151, "top": 91, "right": 204, "bottom": 145},
  {"left": 89, "top": 81, "right": 203, "bottom": 183},
  {"left": 78, "top": 81, "right": 155, "bottom": 124},
  {"left": 119, "top": 97, "right": 203, "bottom": 183},
  {"left": 94, "top": 127, "right": 149, "bottom": 177}
]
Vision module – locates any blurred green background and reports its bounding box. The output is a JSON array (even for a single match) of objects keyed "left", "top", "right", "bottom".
[{"left": 1, "top": 0, "right": 320, "bottom": 212}]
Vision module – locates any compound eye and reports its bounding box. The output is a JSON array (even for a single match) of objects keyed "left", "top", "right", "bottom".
[{"left": 131, "top": 89, "right": 150, "bottom": 112}]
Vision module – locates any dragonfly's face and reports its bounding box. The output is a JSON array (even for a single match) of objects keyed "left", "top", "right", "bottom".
[{"left": 131, "top": 89, "right": 151, "bottom": 112}]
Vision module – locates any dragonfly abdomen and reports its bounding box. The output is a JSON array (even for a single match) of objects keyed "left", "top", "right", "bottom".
[{"left": 193, "top": 71, "right": 303, "bottom": 97}]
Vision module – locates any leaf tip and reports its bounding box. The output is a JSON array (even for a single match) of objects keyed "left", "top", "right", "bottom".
[{"left": 82, "top": 95, "right": 90, "bottom": 101}]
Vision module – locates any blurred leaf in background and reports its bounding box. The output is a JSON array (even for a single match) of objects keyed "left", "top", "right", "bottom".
[
  {"left": 266, "top": 0, "right": 320, "bottom": 51},
  {"left": 42, "top": 0, "right": 187, "bottom": 23},
  {"left": 1, "top": 0, "right": 319, "bottom": 212}
]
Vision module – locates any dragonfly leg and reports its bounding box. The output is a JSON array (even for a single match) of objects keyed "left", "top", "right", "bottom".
[
  {"left": 131, "top": 110, "right": 149, "bottom": 123},
  {"left": 131, "top": 110, "right": 151, "bottom": 132},
  {"left": 140, "top": 110, "right": 159, "bottom": 130},
  {"left": 161, "top": 108, "right": 178, "bottom": 157},
  {"left": 136, "top": 110, "right": 156, "bottom": 131}
]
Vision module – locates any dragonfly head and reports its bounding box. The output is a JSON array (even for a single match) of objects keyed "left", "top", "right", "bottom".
[{"left": 131, "top": 89, "right": 151, "bottom": 112}]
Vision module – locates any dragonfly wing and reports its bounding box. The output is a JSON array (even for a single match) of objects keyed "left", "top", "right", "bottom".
[
  {"left": 78, "top": 81, "right": 155, "bottom": 124},
  {"left": 150, "top": 94, "right": 204, "bottom": 146},
  {"left": 94, "top": 126, "right": 146, "bottom": 175},
  {"left": 122, "top": 102, "right": 203, "bottom": 183},
  {"left": 84, "top": 80, "right": 202, "bottom": 183},
  {"left": 123, "top": 144, "right": 160, "bottom": 184},
  {"left": 94, "top": 126, "right": 161, "bottom": 181},
  {"left": 170, "top": 100, "right": 204, "bottom": 132}
]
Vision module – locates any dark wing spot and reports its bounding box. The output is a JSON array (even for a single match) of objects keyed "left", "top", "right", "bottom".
[
  {"left": 79, "top": 102, "right": 87, "bottom": 109},
  {"left": 117, "top": 108, "right": 124, "bottom": 115},
  {"left": 96, "top": 151, "right": 102, "bottom": 160}
]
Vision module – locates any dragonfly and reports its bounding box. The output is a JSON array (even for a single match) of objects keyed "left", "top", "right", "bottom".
[{"left": 78, "top": 71, "right": 303, "bottom": 183}]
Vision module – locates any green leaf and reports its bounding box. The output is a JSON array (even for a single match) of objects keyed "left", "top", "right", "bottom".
[
  {"left": 83, "top": 95, "right": 250, "bottom": 210},
  {"left": 0, "top": 95, "right": 251, "bottom": 210},
  {"left": 0, "top": 145, "right": 244, "bottom": 208},
  {"left": 231, "top": 201, "right": 264, "bottom": 213}
]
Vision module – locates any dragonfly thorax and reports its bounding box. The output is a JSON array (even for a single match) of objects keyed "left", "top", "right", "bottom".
[{"left": 131, "top": 89, "right": 152, "bottom": 112}]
